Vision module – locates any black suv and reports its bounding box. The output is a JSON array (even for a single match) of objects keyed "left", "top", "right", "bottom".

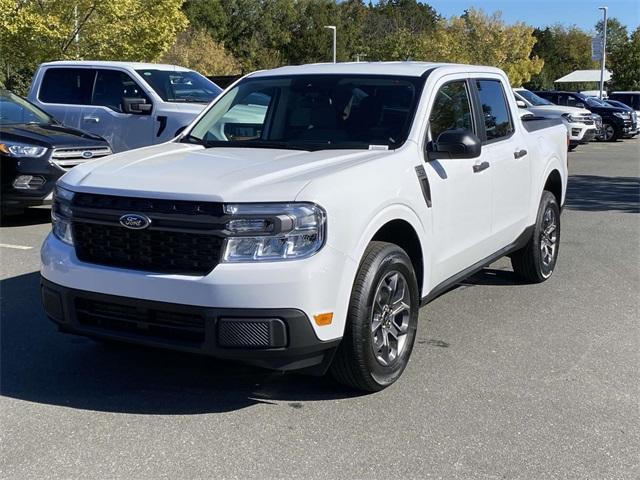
[
  {"left": 534, "top": 91, "right": 637, "bottom": 141},
  {"left": 1, "top": 90, "right": 112, "bottom": 216},
  {"left": 608, "top": 92, "right": 640, "bottom": 114}
]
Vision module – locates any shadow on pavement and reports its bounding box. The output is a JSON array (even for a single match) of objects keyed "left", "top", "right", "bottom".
[
  {"left": 0, "top": 207, "right": 51, "bottom": 227},
  {"left": 462, "top": 268, "right": 525, "bottom": 287},
  {"left": 566, "top": 175, "right": 640, "bottom": 213},
  {"left": 0, "top": 271, "right": 363, "bottom": 415}
]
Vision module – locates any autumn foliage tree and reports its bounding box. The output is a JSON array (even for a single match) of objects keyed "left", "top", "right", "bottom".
[
  {"left": 161, "top": 28, "right": 240, "bottom": 76},
  {"left": 0, "top": 0, "right": 187, "bottom": 93}
]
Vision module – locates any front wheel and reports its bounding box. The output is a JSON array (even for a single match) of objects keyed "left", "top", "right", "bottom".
[
  {"left": 330, "top": 242, "right": 419, "bottom": 392},
  {"left": 602, "top": 123, "right": 618, "bottom": 142},
  {"left": 511, "top": 191, "right": 561, "bottom": 283}
]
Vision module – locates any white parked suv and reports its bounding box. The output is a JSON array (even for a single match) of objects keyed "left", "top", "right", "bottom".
[
  {"left": 41, "top": 62, "right": 568, "bottom": 391},
  {"left": 513, "top": 88, "right": 598, "bottom": 149},
  {"left": 27, "top": 61, "right": 222, "bottom": 153}
]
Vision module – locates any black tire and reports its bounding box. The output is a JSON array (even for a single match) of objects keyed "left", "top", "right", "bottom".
[
  {"left": 568, "top": 144, "right": 577, "bottom": 152},
  {"left": 603, "top": 123, "right": 619, "bottom": 142},
  {"left": 511, "top": 191, "right": 561, "bottom": 283},
  {"left": 330, "top": 241, "right": 419, "bottom": 392}
]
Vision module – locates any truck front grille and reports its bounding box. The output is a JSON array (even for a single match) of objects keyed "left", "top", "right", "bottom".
[{"left": 69, "top": 193, "right": 226, "bottom": 275}]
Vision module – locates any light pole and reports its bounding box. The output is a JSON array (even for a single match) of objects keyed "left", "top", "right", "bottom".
[
  {"left": 324, "top": 25, "right": 336, "bottom": 63},
  {"left": 598, "top": 6, "right": 608, "bottom": 99}
]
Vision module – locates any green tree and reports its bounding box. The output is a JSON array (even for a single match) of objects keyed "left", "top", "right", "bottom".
[
  {"left": 608, "top": 26, "right": 640, "bottom": 90},
  {"left": 0, "top": 0, "right": 187, "bottom": 94},
  {"left": 526, "top": 25, "right": 596, "bottom": 90}
]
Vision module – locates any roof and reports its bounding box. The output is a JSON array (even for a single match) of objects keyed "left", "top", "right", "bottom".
[
  {"left": 249, "top": 61, "right": 505, "bottom": 78},
  {"left": 555, "top": 69, "right": 612, "bottom": 83},
  {"left": 38, "top": 60, "right": 192, "bottom": 71}
]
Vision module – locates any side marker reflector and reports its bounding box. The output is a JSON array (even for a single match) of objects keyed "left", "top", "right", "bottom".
[{"left": 314, "top": 312, "right": 333, "bottom": 326}]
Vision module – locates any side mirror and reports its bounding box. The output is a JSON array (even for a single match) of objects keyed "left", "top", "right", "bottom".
[
  {"left": 516, "top": 100, "right": 527, "bottom": 108},
  {"left": 426, "top": 129, "right": 482, "bottom": 161},
  {"left": 575, "top": 102, "right": 585, "bottom": 108},
  {"left": 122, "top": 97, "right": 152, "bottom": 114}
]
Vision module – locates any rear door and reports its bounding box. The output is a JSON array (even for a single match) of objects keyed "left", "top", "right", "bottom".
[
  {"left": 34, "top": 67, "right": 94, "bottom": 130},
  {"left": 82, "top": 69, "right": 155, "bottom": 152},
  {"left": 421, "top": 76, "right": 493, "bottom": 284},
  {"left": 472, "top": 78, "right": 531, "bottom": 247}
]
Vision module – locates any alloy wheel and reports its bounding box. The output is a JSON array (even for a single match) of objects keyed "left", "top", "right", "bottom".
[
  {"left": 540, "top": 206, "right": 558, "bottom": 275},
  {"left": 371, "top": 271, "right": 411, "bottom": 366}
]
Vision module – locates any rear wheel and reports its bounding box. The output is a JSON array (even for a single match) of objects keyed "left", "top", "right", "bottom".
[
  {"left": 330, "top": 242, "right": 419, "bottom": 392},
  {"left": 511, "top": 191, "right": 561, "bottom": 283}
]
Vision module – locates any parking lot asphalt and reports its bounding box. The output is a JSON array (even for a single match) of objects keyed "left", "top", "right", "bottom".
[{"left": 1, "top": 138, "right": 639, "bottom": 479}]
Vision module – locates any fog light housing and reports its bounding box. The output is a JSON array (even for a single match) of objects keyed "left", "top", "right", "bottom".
[{"left": 13, "top": 175, "right": 45, "bottom": 190}]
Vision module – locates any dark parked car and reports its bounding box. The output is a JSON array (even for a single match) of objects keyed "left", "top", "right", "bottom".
[
  {"left": 608, "top": 91, "right": 640, "bottom": 116},
  {"left": 1, "top": 90, "right": 111, "bottom": 216},
  {"left": 534, "top": 91, "right": 637, "bottom": 141}
]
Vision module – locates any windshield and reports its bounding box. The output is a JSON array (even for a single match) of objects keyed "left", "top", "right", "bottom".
[
  {"left": 137, "top": 69, "right": 222, "bottom": 103},
  {"left": 185, "top": 75, "right": 422, "bottom": 151},
  {"left": 0, "top": 90, "right": 52, "bottom": 125},
  {"left": 585, "top": 97, "right": 607, "bottom": 107},
  {"left": 516, "top": 89, "right": 554, "bottom": 106}
]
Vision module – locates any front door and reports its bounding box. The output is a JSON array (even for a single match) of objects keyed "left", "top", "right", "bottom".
[{"left": 81, "top": 69, "right": 154, "bottom": 152}]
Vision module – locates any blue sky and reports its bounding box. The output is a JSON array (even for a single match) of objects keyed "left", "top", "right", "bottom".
[{"left": 428, "top": 0, "right": 640, "bottom": 33}]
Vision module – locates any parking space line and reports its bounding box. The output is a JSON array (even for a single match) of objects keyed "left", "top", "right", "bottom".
[{"left": 0, "top": 243, "right": 33, "bottom": 250}]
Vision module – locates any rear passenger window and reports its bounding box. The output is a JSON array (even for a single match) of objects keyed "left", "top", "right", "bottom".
[
  {"left": 39, "top": 68, "right": 94, "bottom": 104},
  {"left": 429, "top": 81, "right": 474, "bottom": 141},
  {"left": 475, "top": 80, "right": 514, "bottom": 142},
  {"left": 92, "top": 70, "right": 150, "bottom": 112}
]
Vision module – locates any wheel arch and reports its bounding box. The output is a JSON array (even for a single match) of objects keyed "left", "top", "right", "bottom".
[
  {"left": 351, "top": 204, "right": 428, "bottom": 296},
  {"left": 543, "top": 169, "right": 563, "bottom": 206}
]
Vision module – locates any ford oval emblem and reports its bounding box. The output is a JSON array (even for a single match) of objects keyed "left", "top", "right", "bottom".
[
  {"left": 81, "top": 150, "right": 94, "bottom": 159},
  {"left": 119, "top": 213, "right": 151, "bottom": 230}
]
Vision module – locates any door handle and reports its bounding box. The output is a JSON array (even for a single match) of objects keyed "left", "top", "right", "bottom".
[
  {"left": 473, "top": 161, "right": 490, "bottom": 173},
  {"left": 83, "top": 116, "right": 100, "bottom": 123},
  {"left": 514, "top": 149, "right": 527, "bottom": 159}
]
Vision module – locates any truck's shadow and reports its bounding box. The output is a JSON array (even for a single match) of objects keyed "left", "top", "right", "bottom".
[
  {"left": 566, "top": 175, "right": 640, "bottom": 213},
  {"left": 0, "top": 207, "right": 51, "bottom": 227},
  {"left": 0, "top": 272, "right": 362, "bottom": 415}
]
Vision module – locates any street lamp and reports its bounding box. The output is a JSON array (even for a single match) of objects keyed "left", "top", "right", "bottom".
[
  {"left": 598, "top": 6, "right": 608, "bottom": 99},
  {"left": 324, "top": 25, "right": 336, "bottom": 63}
]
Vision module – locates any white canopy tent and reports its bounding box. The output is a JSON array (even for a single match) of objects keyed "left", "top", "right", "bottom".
[{"left": 554, "top": 69, "right": 612, "bottom": 83}]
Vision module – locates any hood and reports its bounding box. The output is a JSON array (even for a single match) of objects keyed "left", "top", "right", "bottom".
[
  {"left": 60, "top": 142, "right": 391, "bottom": 202},
  {"left": 585, "top": 104, "right": 629, "bottom": 115},
  {"left": 525, "top": 105, "right": 591, "bottom": 116},
  {"left": 0, "top": 123, "right": 109, "bottom": 148}
]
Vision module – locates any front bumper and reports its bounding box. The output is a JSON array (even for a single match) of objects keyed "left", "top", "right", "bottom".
[
  {"left": 568, "top": 124, "right": 597, "bottom": 144},
  {"left": 41, "top": 233, "right": 357, "bottom": 343},
  {"left": 0, "top": 154, "right": 62, "bottom": 210},
  {"left": 41, "top": 277, "right": 341, "bottom": 373}
]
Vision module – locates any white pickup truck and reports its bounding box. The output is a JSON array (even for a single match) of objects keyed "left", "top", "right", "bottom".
[{"left": 41, "top": 62, "right": 568, "bottom": 391}]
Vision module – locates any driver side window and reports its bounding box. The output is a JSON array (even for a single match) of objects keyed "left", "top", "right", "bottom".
[
  {"left": 92, "top": 70, "right": 150, "bottom": 113},
  {"left": 429, "top": 81, "right": 474, "bottom": 141}
]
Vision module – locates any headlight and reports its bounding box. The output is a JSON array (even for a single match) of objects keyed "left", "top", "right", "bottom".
[
  {"left": 51, "top": 185, "right": 75, "bottom": 245},
  {"left": 561, "top": 113, "right": 576, "bottom": 123},
  {"left": 0, "top": 142, "right": 47, "bottom": 158},
  {"left": 222, "top": 203, "right": 326, "bottom": 262},
  {"left": 613, "top": 112, "right": 629, "bottom": 119}
]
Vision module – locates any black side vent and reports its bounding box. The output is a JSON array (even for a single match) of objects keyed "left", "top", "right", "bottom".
[{"left": 415, "top": 165, "right": 432, "bottom": 207}]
